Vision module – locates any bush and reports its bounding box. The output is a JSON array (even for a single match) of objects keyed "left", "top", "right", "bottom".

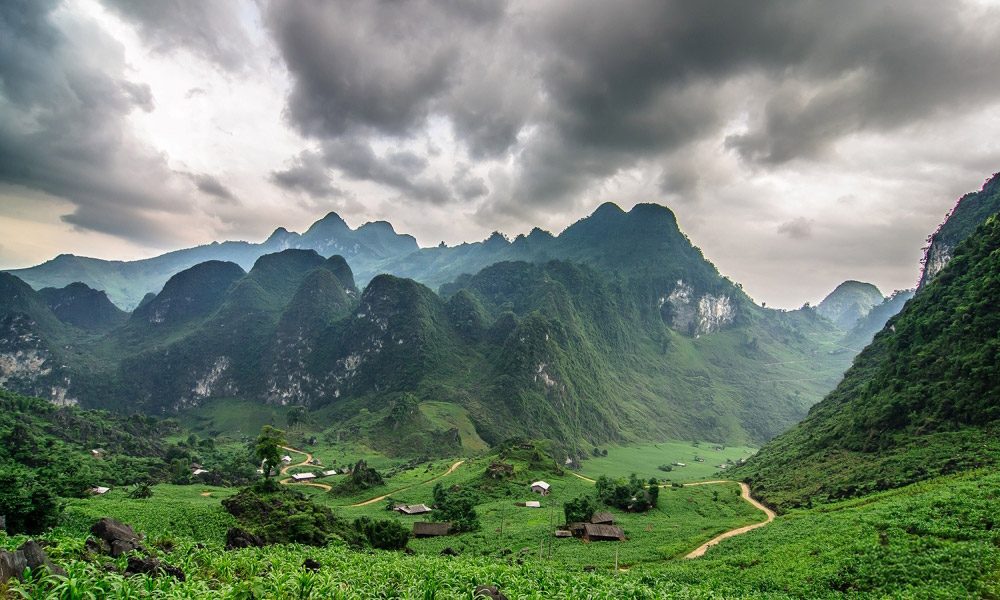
[
  {"left": 353, "top": 517, "right": 410, "bottom": 550},
  {"left": 431, "top": 483, "right": 480, "bottom": 532},
  {"left": 563, "top": 495, "right": 599, "bottom": 524}
]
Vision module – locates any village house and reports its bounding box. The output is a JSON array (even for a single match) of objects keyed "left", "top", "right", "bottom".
[
  {"left": 525, "top": 501, "right": 541, "bottom": 508},
  {"left": 581, "top": 523, "right": 625, "bottom": 542},
  {"left": 291, "top": 472, "right": 316, "bottom": 481},
  {"left": 91, "top": 448, "right": 105, "bottom": 459},
  {"left": 90, "top": 486, "right": 110, "bottom": 495},
  {"left": 394, "top": 504, "right": 432, "bottom": 515},
  {"left": 590, "top": 511, "right": 615, "bottom": 525},
  {"left": 413, "top": 522, "right": 451, "bottom": 537},
  {"left": 530, "top": 481, "right": 551, "bottom": 495}
]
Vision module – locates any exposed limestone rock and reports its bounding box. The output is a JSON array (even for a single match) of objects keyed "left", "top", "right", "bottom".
[{"left": 17, "top": 540, "right": 66, "bottom": 577}]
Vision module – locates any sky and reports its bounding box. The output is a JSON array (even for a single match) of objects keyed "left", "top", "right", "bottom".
[{"left": 2, "top": 1, "right": 1000, "bottom": 309}]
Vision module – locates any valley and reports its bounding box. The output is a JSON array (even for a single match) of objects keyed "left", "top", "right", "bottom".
[{"left": 3, "top": 175, "right": 1000, "bottom": 598}]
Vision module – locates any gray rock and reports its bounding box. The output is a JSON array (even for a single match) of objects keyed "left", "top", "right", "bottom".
[
  {"left": 473, "top": 585, "right": 509, "bottom": 600},
  {"left": 225, "top": 527, "right": 265, "bottom": 550},
  {"left": 90, "top": 518, "right": 143, "bottom": 557},
  {"left": 17, "top": 540, "right": 66, "bottom": 577},
  {"left": 0, "top": 549, "right": 27, "bottom": 584},
  {"left": 124, "top": 556, "right": 185, "bottom": 581}
]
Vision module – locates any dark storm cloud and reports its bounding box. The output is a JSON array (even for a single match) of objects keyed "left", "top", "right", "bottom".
[
  {"left": 270, "top": 150, "right": 344, "bottom": 199},
  {"left": 321, "top": 138, "right": 452, "bottom": 205},
  {"left": 267, "top": 0, "right": 1000, "bottom": 217},
  {"left": 0, "top": 0, "right": 204, "bottom": 246},
  {"left": 100, "top": 0, "right": 251, "bottom": 71},
  {"left": 189, "top": 173, "right": 239, "bottom": 204}
]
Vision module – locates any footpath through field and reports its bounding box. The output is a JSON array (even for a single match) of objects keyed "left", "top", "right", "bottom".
[
  {"left": 344, "top": 460, "right": 465, "bottom": 507},
  {"left": 277, "top": 445, "right": 465, "bottom": 502},
  {"left": 569, "top": 473, "right": 775, "bottom": 557}
]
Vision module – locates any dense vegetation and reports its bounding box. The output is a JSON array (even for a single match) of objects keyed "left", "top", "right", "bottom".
[
  {"left": 0, "top": 389, "right": 256, "bottom": 533},
  {"left": 734, "top": 214, "right": 1000, "bottom": 509},
  {"left": 221, "top": 479, "right": 362, "bottom": 547}
]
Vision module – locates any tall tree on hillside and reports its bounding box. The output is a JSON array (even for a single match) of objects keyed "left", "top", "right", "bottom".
[
  {"left": 255, "top": 426, "right": 287, "bottom": 478},
  {"left": 286, "top": 405, "right": 306, "bottom": 430}
]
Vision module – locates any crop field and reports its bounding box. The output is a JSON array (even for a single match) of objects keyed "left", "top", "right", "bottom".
[
  {"left": 5, "top": 468, "right": 998, "bottom": 599},
  {"left": 578, "top": 442, "right": 758, "bottom": 483}
]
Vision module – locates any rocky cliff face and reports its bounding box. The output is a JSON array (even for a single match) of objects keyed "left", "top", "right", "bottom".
[
  {"left": 919, "top": 240, "right": 953, "bottom": 288},
  {"left": 663, "top": 280, "right": 735, "bottom": 336},
  {"left": 0, "top": 314, "right": 75, "bottom": 406}
]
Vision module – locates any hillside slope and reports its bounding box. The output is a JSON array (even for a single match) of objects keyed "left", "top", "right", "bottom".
[{"left": 734, "top": 215, "right": 1000, "bottom": 510}]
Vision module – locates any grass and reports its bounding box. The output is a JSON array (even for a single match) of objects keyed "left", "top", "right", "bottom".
[
  {"left": 579, "top": 441, "right": 758, "bottom": 483},
  {"left": 418, "top": 401, "right": 490, "bottom": 451}
]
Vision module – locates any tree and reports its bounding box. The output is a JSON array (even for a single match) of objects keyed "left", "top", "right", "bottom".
[
  {"left": 648, "top": 477, "right": 659, "bottom": 508},
  {"left": 255, "top": 426, "right": 287, "bottom": 478},
  {"left": 287, "top": 405, "right": 306, "bottom": 430},
  {"left": 564, "top": 495, "right": 598, "bottom": 524},
  {"left": 431, "top": 483, "right": 480, "bottom": 532},
  {"left": 0, "top": 464, "right": 61, "bottom": 534}
]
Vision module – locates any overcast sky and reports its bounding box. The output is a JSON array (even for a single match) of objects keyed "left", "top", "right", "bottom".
[{"left": 2, "top": 0, "right": 1000, "bottom": 308}]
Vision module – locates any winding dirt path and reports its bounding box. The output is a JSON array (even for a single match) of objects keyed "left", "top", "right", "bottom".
[
  {"left": 683, "top": 482, "right": 775, "bottom": 558},
  {"left": 278, "top": 446, "right": 332, "bottom": 491},
  {"left": 344, "top": 460, "right": 465, "bottom": 507},
  {"left": 570, "top": 473, "right": 774, "bottom": 557}
]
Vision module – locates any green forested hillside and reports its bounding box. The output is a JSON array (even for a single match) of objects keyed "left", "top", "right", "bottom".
[{"left": 734, "top": 215, "right": 1000, "bottom": 510}]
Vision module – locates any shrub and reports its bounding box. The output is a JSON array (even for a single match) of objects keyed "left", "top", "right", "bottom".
[{"left": 353, "top": 517, "right": 410, "bottom": 550}]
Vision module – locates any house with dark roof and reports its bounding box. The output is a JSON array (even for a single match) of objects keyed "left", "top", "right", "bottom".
[
  {"left": 581, "top": 523, "right": 625, "bottom": 541},
  {"left": 590, "top": 510, "right": 615, "bottom": 525},
  {"left": 396, "top": 504, "right": 432, "bottom": 515},
  {"left": 413, "top": 522, "right": 451, "bottom": 537}
]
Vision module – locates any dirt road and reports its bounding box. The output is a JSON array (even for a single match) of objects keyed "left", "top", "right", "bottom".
[
  {"left": 684, "top": 481, "right": 775, "bottom": 558},
  {"left": 278, "top": 446, "right": 332, "bottom": 492},
  {"left": 344, "top": 460, "right": 465, "bottom": 507}
]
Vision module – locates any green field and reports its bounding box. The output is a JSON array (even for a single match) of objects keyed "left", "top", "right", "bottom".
[
  {"left": 579, "top": 441, "right": 758, "bottom": 483},
  {"left": 7, "top": 467, "right": 997, "bottom": 599}
]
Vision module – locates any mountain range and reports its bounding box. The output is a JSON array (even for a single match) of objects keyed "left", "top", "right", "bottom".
[{"left": 0, "top": 203, "right": 858, "bottom": 459}]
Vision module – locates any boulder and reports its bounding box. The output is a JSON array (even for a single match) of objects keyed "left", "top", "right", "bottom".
[
  {"left": 225, "top": 527, "right": 265, "bottom": 550},
  {"left": 473, "top": 585, "right": 509, "bottom": 600},
  {"left": 439, "top": 547, "right": 458, "bottom": 557},
  {"left": 17, "top": 540, "right": 66, "bottom": 577},
  {"left": 302, "top": 558, "right": 321, "bottom": 571},
  {"left": 83, "top": 538, "right": 104, "bottom": 555},
  {"left": 0, "top": 549, "right": 27, "bottom": 585},
  {"left": 90, "top": 518, "right": 143, "bottom": 557},
  {"left": 125, "top": 556, "right": 185, "bottom": 581}
]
